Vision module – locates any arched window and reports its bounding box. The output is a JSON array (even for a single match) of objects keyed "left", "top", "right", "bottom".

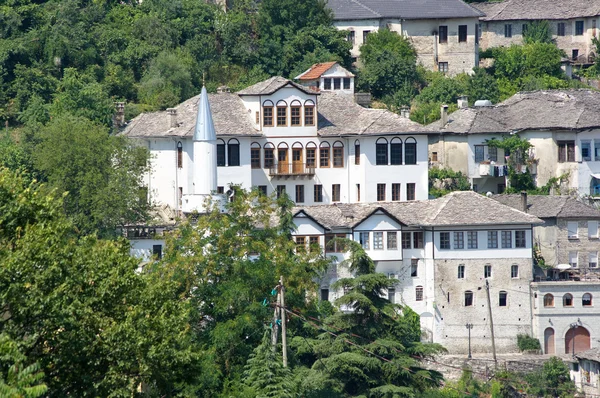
[
  {"left": 390, "top": 137, "right": 403, "bottom": 165},
  {"left": 227, "top": 139, "right": 240, "bottom": 167},
  {"left": 415, "top": 286, "right": 423, "bottom": 301},
  {"left": 544, "top": 293, "right": 554, "bottom": 307},
  {"left": 177, "top": 141, "right": 183, "bottom": 168},
  {"left": 563, "top": 293, "right": 573, "bottom": 307},
  {"left": 306, "top": 142, "right": 317, "bottom": 168},
  {"left": 333, "top": 141, "right": 344, "bottom": 168},
  {"left": 217, "top": 139, "right": 226, "bottom": 166},
  {"left": 264, "top": 142, "right": 275, "bottom": 169},
  {"left": 304, "top": 100, "right": 315, "bottom": 126},
  {"left": 263, "top": 100, "right": 274, "bottom": 127},
  {"left": 544, "top": 327, "right": 555, "bottom": 354},
  {"left": 464, "top": 290, "right": 473, "bottom": 306},
  {"left": 276, "top": 100, "right": 287, "bottom": 127},
  {"left": 290, "top": 100, "right": 302, "bottom": 126},
  {"left": 376, "top": 138, "right": 388, "bottom": 165},
  {"left": 499, "top": 291, "right": 507, "bottom": 306},
  {"left": 277, "top": 142, "right": 289, "bottom": 174},
  {"left": 320, "top": 142, "right": 330, "bottom": 168},
  {"left": 250, "top": 142, "right": 261, "bottom": 169},
  {"left": 354, "top": 139, "right": 360, "bottom": 165},
  {"left": 583, "top": 293, "right": 593, "bottom": 306},
  {"left": 405, "top": 137, "right": 417, "bottom": 165}
]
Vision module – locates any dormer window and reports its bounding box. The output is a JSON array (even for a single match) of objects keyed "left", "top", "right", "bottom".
[
  {"left": 290, "top": 100, "right": 302, "bottom": 126},
  {"left": 324, "top": 78, "right": 332, "bottom": 90},
  {"left": 277, "top": 100, "right": 287, "bottom": 126},
  {"left": 263, "top": 100, "right": 274, "bottom": 127},
  {"left": 333, "top": 78, "right": 341, "bottom": 90}
]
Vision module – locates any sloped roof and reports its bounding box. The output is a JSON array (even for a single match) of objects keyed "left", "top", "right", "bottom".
[
  {"left": 296, "top": 62, "right": 339, "bottom": 80},
  {"left": 237, "top": 76, "right": 316, "bottom": 96},
  {"left": 576, "top": 347, "right": 600, "bottom": 362},
  {"left": 329, "top": 0, "right": 483, "bottom": 21},
  {"left": 431, "top": 90, "right": 600, "bottom": 134},
  {"left": 492, "top": 195, "right": 600, "bottom": 219},
  {"left": 473, "top": 0, "right": 600, "bottom": 21},
  {"left": 293, "top": 191, "right": 542, "bottom": 230}
]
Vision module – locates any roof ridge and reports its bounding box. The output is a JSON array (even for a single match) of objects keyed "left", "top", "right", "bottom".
[
  {"left": 427, "top": 194, "right": 453, "bottom": 223},
  {"left": 350, "top": 0, "right": 382, "bottom": 18}
]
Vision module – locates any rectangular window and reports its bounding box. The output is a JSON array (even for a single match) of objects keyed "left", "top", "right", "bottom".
[
  {"left": 413, "top": 231, "right": 424, "bottom": 249},
  {"left": 255, "top": 111, "right": 259, "bottom": 124},
  {"left": 291, "top": 106, "right": 301, "bottom": 126},
  {"left": 304, "top": 106, "right": 315, "bottom": 126},
  {"left": 228, "top": 143, "right": 240, "bottom": 166},
  {"left": 332, "top": 184, "right": 340, "bottom": 202},
  {"left": 333, "top": 147, "right": 344, "bottom": 167},
  {"left": 576, "top": 20, "right": 584, "bottom": 35},
  {"left": 464, "top": 291, "right": 473, "bottom": 306},
  {"left": 354, "top": 143, "right": 360, "bottom": 165},
  {"left": 217, "top": 186, "right": 224, "bottom": 194},
  {"left": 152, "top": 244, "right": 162, "bottom": 259},
  {"left": 276, "top": 185, "right": 286, "bottom": 199},
  {"left": 363, "top": 30, "right": 370, "bottom": 43},
  {"left": 458, "top": 264, "right": 465, "bottom": 279},
  {"left": 568, "top": 221, "right": 579, "bottom": 238},
  {"left": 415, "top": 286, "right": 423, "bottom": 301},
  {"left": 569, "top": 251, "right": 578, "bottom": 267},
  {"left": 377, "top": 183, "right": 386, "bottom": 201},
  {"left": 467, "top": 231, "right": 478, "bottom": 249},
  {"left": 438, "top": 62, "right": 449, "bottom": 73},
  {"left": 347, "top": 30, "right": 355, "bottom": 44},
  {"left": 314, "top": 185, "right": 323, "bottom": 202},
  {"left": 411, "top": 260, "right": 418, "bottom": 277},
  {"left": 258, "top": 185, "right": 267, "bottom": 196},
  {"left": 440, "top": 232, "right": 450, "bottom": 249},
  {"left": 309, "top": 236, "right": 319, "bottom": 252},
  {"left": 251, "top": 148, "right": 261, "bottom": 168},
  {"left": 475, "top": 145, "right": 485, "bottom": 163},
  {"left": 522, "top": 23, "right": 528, "bottom": 35},
  {"left": 320, "top": 147, "right": 330, "bottom": 167},
  {"left": 376, "top": 143, "right": 388, "bottom": 165},
  {"left": 321, "top": 288, "right": 329, "bottom": 301},
  {"left": 515, "top": 230, "right": 526, "bottom": 248},
  {"left": 504, "top": 24, "right": 512, "bottom": 38},
  {"left": 588, "top": 221, "right": 599, "bottom": 238},
  {"left": 458, "top": 25, "right": 467, "bottom": 42},
  {"left": 325, "top": 233, "right": 346, "bottom": 253},
  {"left": 582, "top": 140, "right": 591, "bottom": 161},
  {"left": 177, "top": 145, "right": 183, "bottom": 168},
  {"left": 390, "top": 142, "right": 402, "bottom": 165},
  {"left": 295, "top": 236, "right": 306, "bottom": 253},
  {"left": 217, "top": 143, "right": 226, "bottom": 167},
  {"left": 264, "top": 148, "right": 274, "bottom": 168},
  {"left": 439, "top": 25, "right": 448, "bottom": 43},
  {"left": 484, "top": 264, "right": 492, "bottom": 278},
  {"left": 488, "top": 146, "right": 498, "bottom": 162},
  {"left": 359, "top": 232, "right": 370, "bottom": 250},
  {"left": 373, "top": 232, "right": 384, "bottom": 250},
  {"left": 306, "top": 148, "right": 316, "bottom": 167},
  {"left": 263, "top": 107, "right": 273, "bottom": 127},
  {"left": 501, "top": 231, "right": 512, "bottom": 248},
  {"left": 388, "top": 288, "right": 396, "bottom": 303},
  {"left": 406, "top": 183, "right": 416, "bottom": 201},
  {"left": 431, "top": 152, "right": 438, "bottom": 162},
  {"left": 295, "top": 185, "right": 304, "bottom": 203},
  {"left": 572, "top": 49, "right": 579, "bottom": 61},
  {"left": 324, "top": 78, "right": 331, "bottom": 90},
  {"left": 454, "top": 232, "right": 464, "bottom": 249},
  {"left": 558, "top": 140, "right": 575, "bottom": 162},
  {"left": 343, "top": 78, "right": 351, "bottom": 90},
  {"left": 589, "top": 251, "right": 598, "bottom": 268},
  {"left": 392, "top": 183, "right": 401, "bottom": 201},
  {"left": 387, "top": 232, "right": 397, "bottom": 249},
  {"left": 499, "top": 291, "right": 507, "bottom": 307},
  {"left": 557, "top": 22, "right": 565, "bottom": 36},
  {"left": 405, "top": 142, "right": 416, "bottom": 165},
  {"left": 277, "top": 106, "right": 287, "bottom": 126},
  {"left": 511, "top": 264, "right": 519, "bottom": 278},
  {"left": 356, "top": 184, "right": 360, "bottom": 201},
  {"left": 402, "top": 233, "right": 411, "bottom": 249},
  {"left": 333, "top": 78, "right": 341, "bottom": 90}
]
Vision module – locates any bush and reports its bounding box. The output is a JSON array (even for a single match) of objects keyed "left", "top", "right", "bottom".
[{"left": 517, "top": 334, "right": 541, "bottom": 351}]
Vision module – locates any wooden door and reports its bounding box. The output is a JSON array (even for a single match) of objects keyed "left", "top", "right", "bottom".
[
  {"left": 544, "top": 327, "right": 555, "bottom": 355},
  {"left": 292, "top": 148, "right": 303, "bottom": 174},
  {"left": 565, "top": 326, "right": 590, "bottom": 354},
  {"left": 278, "top": 149, "right": 289, "bottom": 174}
]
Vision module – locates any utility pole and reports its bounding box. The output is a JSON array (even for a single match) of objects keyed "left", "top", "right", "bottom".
[
  {"left": 465, "top": 323, "right": 473, "bottom": 359},
  {"left": 280, "top": 276, "right": 288, "bottom": 367},
  {"left": 485, "top": 280, "right": 497, "bottom": 364},
  {"left": 271, "top": 284, "right": 280, "bottom": 352}
]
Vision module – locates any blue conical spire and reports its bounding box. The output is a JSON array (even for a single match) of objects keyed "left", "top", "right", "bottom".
[{"left": 193, "top": 87, "right": 216, "bottom": 142}]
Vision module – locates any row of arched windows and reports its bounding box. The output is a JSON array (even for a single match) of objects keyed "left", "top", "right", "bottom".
[
  {"left": 544, "top": 293, "right": 593, "bottom": 307},
  {"left": 262, "top": 100, "right": 315, "bottom": 128},
  {"left": 250, "top": 141, "right": 345, "bottom": 169},
  {"left": 375, "top": 137, "right": 418, "bottom": 165}
]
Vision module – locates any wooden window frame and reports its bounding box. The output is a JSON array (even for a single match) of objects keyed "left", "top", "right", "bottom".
[
  {"left": 377, "top": 183, "right": 386, "bottom": 201},
  {"left": 406, "top": 183, "right": 416, "bottom": 201},
  {"left": 290, "top": 105, "right": 301, "bottom": 126},
  {"left": 332, "top": 184, "right": 341, "bottom": 202},
  {"left": 333, "top": 142, "right": 344, "bottom": 168},
  {"left": 263, "top": 105, "right": 274, "bottom": 127},
  {"left": 251, "top": 147, "right": 261, "bottom": 169},
  {"left": 320, "top": 144, "right": 330, "bottom": 168},
  {"left": 314, "top": 184, "right": 323, "bottom": 202},
  {"left": 392, "top": 183, "right": 401, "bottom": 201},
  {"left": 304, "top": 102, "right": 315, "bottom": 126},
  {"left": 277, "top": 104, "right": 287, "bottom": 127}
]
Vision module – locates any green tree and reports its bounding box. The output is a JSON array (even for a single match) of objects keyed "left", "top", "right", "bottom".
[
  {"left": 429, "top": 167, "right": 472, "bottom": 197},
  {"left": 0, "top": 334, "right": 47, "bottom": 398},
  {"left": 486, "top": 135, "right": 537, "bottom": 192},
  {"left": 467, "top": 67, "right": 500, "bottom": 104},
  {"left": 30, "top": 114, "right": 150, "bottom": 236},
  {"left": 523, "top": 20, "right": 553, "bottom": 44}
]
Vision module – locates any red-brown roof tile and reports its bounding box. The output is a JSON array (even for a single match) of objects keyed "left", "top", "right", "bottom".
[{"left": 297, "top": 62, "right": 337, "bottom": 80}]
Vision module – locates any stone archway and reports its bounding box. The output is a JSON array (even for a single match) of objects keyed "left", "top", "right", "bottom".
[
  {"left": 565, "top": 326, "right": 591, "bottom": 355},
  {"left": 544, "top": 327, "right": 555, "bottom": 355}
]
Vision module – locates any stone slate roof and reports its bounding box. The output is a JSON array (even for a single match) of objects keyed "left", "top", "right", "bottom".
[
  {"left": 576, "top": 347, "right": 600, "bottom": 362},
  {"left": 492, "top": 195, "right": 600, "bottom": 219},
  {"left": 328, "top": 0, "right": 484, "bottom": 21},
  {"left": 237, "top": 76, "right": 316, "bottom": 96},
  {"left": 430, "top": 90, "right": 600, "bottom": 134},
  {"left": 122, "top": 78, "right": 428, "bottom": 139},
  {"left": 473, "top": 0, "right": 600, "bottom": 21},
  {"left": 294, "top": 191, "right": 542, "bottom": 230}
]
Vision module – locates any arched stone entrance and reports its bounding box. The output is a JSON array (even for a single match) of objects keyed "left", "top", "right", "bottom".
[
  {"left": 565, "top": 326, "right": 590, "bottom": 355},
  {"left": 544, "top": 327, "right": 555, "bottom": 354}
]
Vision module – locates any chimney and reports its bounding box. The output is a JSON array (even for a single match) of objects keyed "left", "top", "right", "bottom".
[
  {"left": 440, "top": 104, "right": 448, "bottom": 126},
  {"left": 217, "top": 85, "right": 231, "bottom": 93},
  {"left": 354, "top": 92, "right": 372, "bottom": 108},
  {"left": 114, "top": 102, "right": 125, "bottom": 128},
  {"left": 457, "top": 95, "right": 468, "bottom": 109},
  {"left": 521, "top": 191, "right": 528, "bottom": 213},
  {"left": 400, "top": 106, "right": 410, "bottom": 118},
  {"left": 167, "top": 108, "right": 177, "bottom": 129}
]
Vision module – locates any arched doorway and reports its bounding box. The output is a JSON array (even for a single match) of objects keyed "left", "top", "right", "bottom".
[
  {"left": 565, "top": 326, "right": 591, "bottom": 354},
  {"left": 544, "top": 327, "right": 555, "bottom": 354}
]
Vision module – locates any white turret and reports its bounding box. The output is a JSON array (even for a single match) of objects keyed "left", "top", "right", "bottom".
[{"left": 193, "top": 86, "right": 218, "bottom": 196}]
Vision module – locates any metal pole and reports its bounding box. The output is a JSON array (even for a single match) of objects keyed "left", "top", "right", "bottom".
[
  {"left": 466, "top": 323, "right": 473, "bottom": 359},
  {"left": 485, "top": 280, "right": 497, "bottom": 364},
  {"left": 280, "top": 276, "right": 288, "bottom": 367}
]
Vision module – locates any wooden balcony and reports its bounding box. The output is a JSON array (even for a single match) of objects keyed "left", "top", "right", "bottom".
[{"left": 269, "top": 162, "right": 315, "bottom": 178}]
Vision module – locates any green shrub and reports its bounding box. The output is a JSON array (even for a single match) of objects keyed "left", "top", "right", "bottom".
[{"left": 517, "top": 334, "right": 541, "bottom": 351}]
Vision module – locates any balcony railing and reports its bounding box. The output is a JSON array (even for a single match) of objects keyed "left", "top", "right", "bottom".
[{"left": 269, "top": 162, "right": 316, "bottom": 177}]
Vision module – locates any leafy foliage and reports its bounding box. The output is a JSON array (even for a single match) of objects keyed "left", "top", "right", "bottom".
[
  {"left": 0, "top": 334, "right": 47, "bottom": 398},
  {"left": 516, "top": 334, "right": 541, "bottom": 351},
  {"left": 523, "top": 20, "right": 554, "bottom": 44},
  {"left": 429, "top": 167, "right": 472, "bottom": 198}
]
